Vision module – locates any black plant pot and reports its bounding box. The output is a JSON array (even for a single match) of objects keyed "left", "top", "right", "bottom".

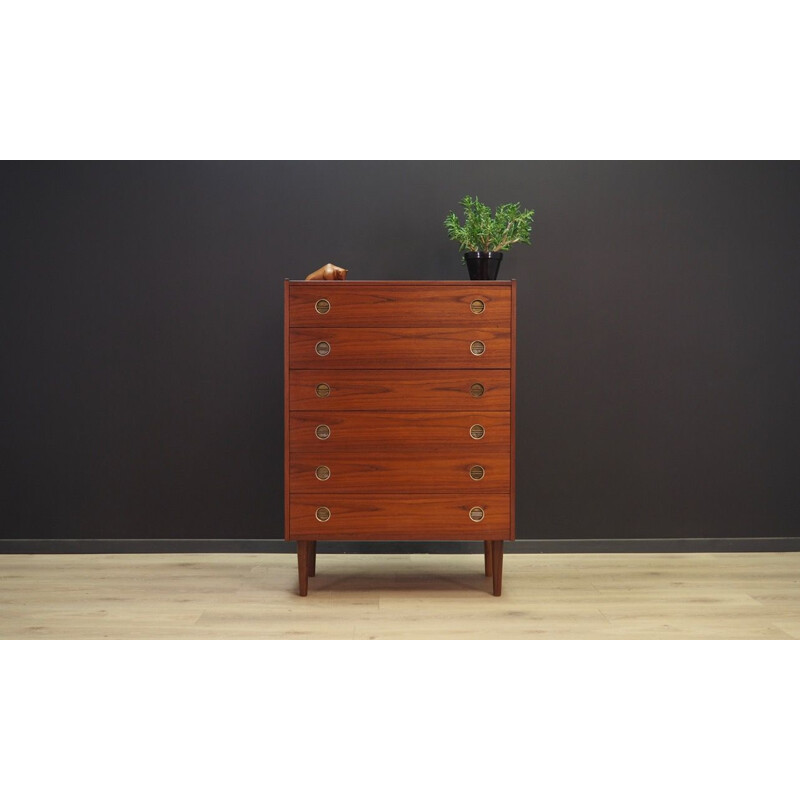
[{"left": 464, "top": 251, "right": 503, "bottom": 280}]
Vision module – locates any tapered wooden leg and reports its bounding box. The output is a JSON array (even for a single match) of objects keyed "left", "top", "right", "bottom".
[
  {"left": 309, "top": 541, "right": 317, "bottom": 578},
  {"left": 484, "top": 541, "right": 493, "bottom": 577},
  {"left": 491, "top": 541, "right": 504, "bottom": 596},
  {"left": 297, "top": 541, "right": 310, "bottom": 596}
]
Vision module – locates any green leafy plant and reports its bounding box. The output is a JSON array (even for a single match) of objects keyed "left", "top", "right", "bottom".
[{"left": 444, "top": 195, "right": 534, "bottom": 254}]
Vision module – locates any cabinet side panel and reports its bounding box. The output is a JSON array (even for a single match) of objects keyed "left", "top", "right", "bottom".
[
  {"left": 284, "top": 279, "right": 291, "bottom": 541},
  {"left": 510, "top": 279, "right": 517, "bottom": 541}
]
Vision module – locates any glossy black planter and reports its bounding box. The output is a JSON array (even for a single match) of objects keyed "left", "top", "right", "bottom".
[{"left": 464, "top": 251, "right": 503, "bottom": 280}]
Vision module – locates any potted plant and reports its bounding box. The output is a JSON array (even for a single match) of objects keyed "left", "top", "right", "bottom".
[{"left": 444, "top": 195, "right": 535, "bottom": 280}]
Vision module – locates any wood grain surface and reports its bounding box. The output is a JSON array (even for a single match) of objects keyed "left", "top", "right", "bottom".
[
  {"left": 288, "top": 282, "right": 512, "bottom": 327},
  {"left": 284, "top": 280, "right": 291, "bottom": 546},
  {"left": 289, "top": 452, "right": 510, "bottom": 492},
  {"left": 288, "top": 494, "right": 511, "bottom": 540},
  {"left": 284, "top": 281, "right": 516, "bottom": 578},
  {"left": 289, "top": 411, "right": 511, "bottom": 451},
  {"left": 510, "top": 279, "right": 517, "bottom": 543},
  {"left": 289, "top": 369, "right": 511, "bottom": 411},
  {"left": 289, "top": 327, "right": 511, "bottom": 369}
]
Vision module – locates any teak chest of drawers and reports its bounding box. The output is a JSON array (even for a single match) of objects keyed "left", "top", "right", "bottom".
[{"left": 284, "top": 280, "right": 516, "bottom": 595}]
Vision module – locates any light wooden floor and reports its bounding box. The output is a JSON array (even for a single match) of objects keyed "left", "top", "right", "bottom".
[{"left": 1, "top": 552, "right": 799, "bottom": 639}]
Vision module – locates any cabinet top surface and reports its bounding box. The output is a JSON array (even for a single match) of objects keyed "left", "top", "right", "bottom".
[{"left": 286, "top": 279, "right": 515, "bottom": 285}]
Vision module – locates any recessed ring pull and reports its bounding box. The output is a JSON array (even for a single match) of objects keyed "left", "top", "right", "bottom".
[
  {"left": 315, "top": 299, "right": 330, "bottom": 314},
  {"left": 315, "top": 506, "right": 331, "bottom": 522},
  {"left": 470, "top": 299, "right": 485, "bottom": 315},
  {"left": 470, "top": 424, "right": 485, "bottom": 440},
  {"left": 470, "top": 340, "right": 485, "bottom": 356},
  {"left": 315, "top": 424, "right": 331, "bottom": 440},
  {"left": 315, "top": 341, "right": 331, "bottom": 357},
  {"left": 315, "top": 383, "right": 331, "bottom": 398},
  {"left": 470, "top": 382, "right": 485, "bottom": 398},
  {"left": 469, "top": 506, "right": 485, "bottom": 522},
  {"left": 470, "top": 465, "right": 485, "bottom": 481},
  {"left": 315, "top": 466, "right": 331, "bottom": 481}
]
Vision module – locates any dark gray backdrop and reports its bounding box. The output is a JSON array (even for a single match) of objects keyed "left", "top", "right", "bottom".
[{"left": 2, "top": 161, "right": 799, "bottom": 551}]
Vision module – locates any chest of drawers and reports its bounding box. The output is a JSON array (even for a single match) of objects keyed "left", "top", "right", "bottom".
[{"left": 284, "top": 280, "right": 516, "bottom": 595}]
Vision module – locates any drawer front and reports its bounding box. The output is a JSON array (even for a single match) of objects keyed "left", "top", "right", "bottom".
[
  {"left": 290, "top": 411, "right": 510, "bottom": 451},
  {"left": 289, "top": 369, "right": 510, "bottom": 411},
  {"left": 289, "top": 327, "right": 511, "bottom": 369},
  {"left": 289, "top": 494, "right": 511, "bottom": 540},
  {"left": 289, "top": 284, "right": 511, "bottom": 328},
  {"left": 290, "top": 452, "right": 510, "bottom": 493}
]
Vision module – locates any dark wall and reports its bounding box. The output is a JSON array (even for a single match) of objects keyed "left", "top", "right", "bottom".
[{"left": 2, "top": 161, "right": 799, "bottom": 544}]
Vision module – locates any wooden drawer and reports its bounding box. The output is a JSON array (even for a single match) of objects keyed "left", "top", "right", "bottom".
[
  {"left": 289, "top": 369, "right": 511, "bottom": 411},
  {"left": 288, "top": 282, "right": 512, "bottom": 328},
  {"left": 289, "top": 327, "right": 510, "bottom": 369},
  {"left": 288, "top": 493, "right": 511, "bottom": 540},
  {"left": 290, "top": 452, "right": 510, "bottom": 493},
  {"left": 289, "top": 411, "right": 510, "bottom": 452}
]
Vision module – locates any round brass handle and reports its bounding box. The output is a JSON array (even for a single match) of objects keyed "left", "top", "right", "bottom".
[
  {"left": 470, "top": 382, "right": 485, "bottom": 398},
  {"left": 315, "top": 298, "right": 331, "bottom": 314},
  {"left": 315, "top": 383, "right": 331, "bottom": 398},
  {"left": 470, "top": 465, "right": 485, "bottom": 481},
  {"left": 470, "top": 424, "right": 485, "bottom": 440},
  {"left": 470, "top": 340, "right": 485, "bottom": 356},
  {"left": 315, "top": 506, "right": 331, "bottom": 522},
  {"left": 315, "top": 465, "right": 331, "bottom": 481},
  {"left": 469, "top": 506, "right": 485, "bottom": 522},
  {"left": 315, "top": 424, "right": 331, "bottom": 440},
  {"left": 470, "top": 299, "right": 485, "bottom": 315},
  {"left": 315, "top": 341, "right": 331, "bottom": 357}
]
